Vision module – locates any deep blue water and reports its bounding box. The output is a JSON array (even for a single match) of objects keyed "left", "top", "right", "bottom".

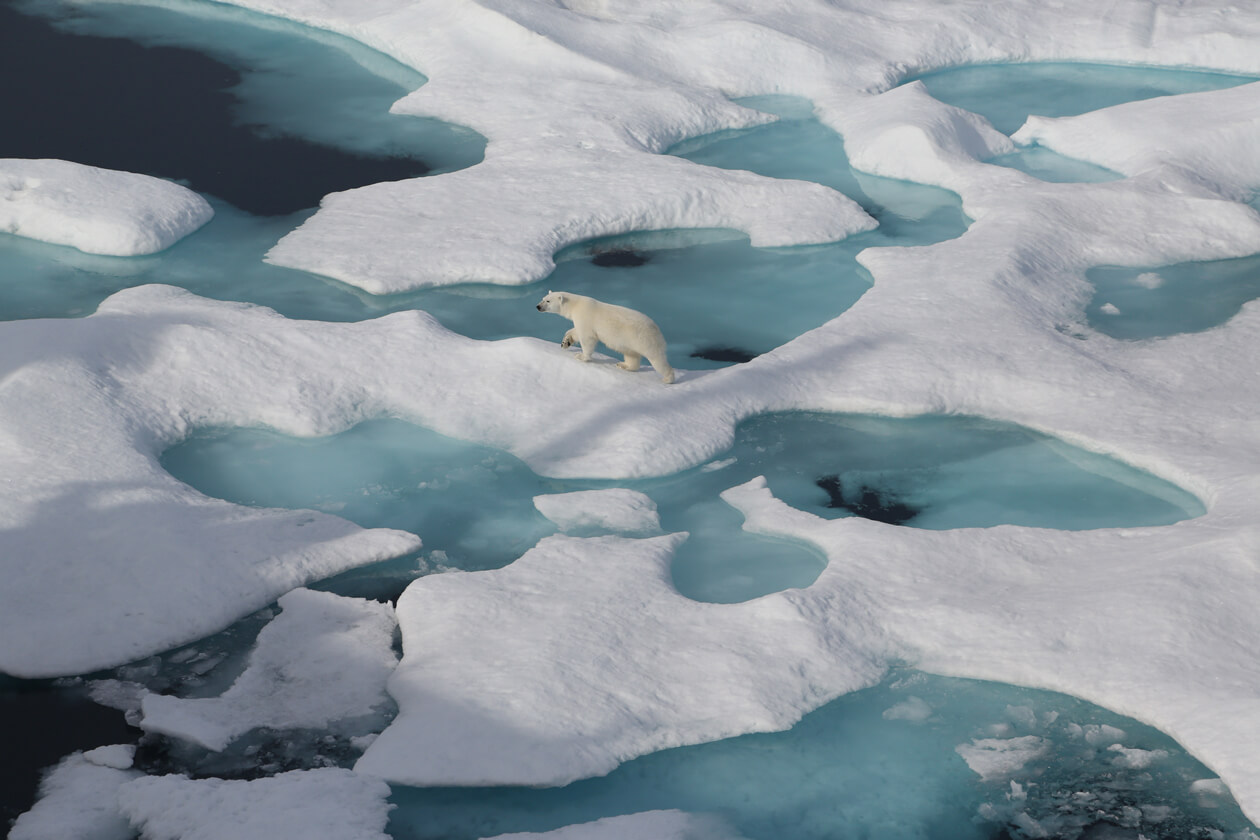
[
  {"left": 0, "top": 1, "right": 1256, "bottom": 837},
  {"left": 0, "top": 0, "right": 483, "bottom": 215}
]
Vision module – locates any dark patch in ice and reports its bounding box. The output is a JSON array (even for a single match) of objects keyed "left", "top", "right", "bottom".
[
  {"left": 0, "top": 677, "right": 139, "bottom": 826},
  {"left": 690, "top": 346, "right": 758, "bottom": 363},
  {"left": 0, "top": 1, "right": 429, "bottom": 215},
  {"left": 134, "top": 728, "right": 368, "bottom": 781},
  {"left": 591, "top": 249, "right": 649, "bottom": 268},
  {"left": 816, "top": 476, "right": 918, "bottom": 525}
]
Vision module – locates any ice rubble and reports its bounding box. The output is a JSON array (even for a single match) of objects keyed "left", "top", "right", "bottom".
[
  {"left": 0, "top": 159, "right": 212, "bottom": 256},
  {"left": 139, "top": 588, "right": 398, "bottom": 750},
  {"left": 3, "top": 0, "right": 1260, "bottom": 832}
]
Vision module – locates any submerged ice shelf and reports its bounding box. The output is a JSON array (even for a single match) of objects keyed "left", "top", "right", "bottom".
[{"left": 5, "top": 0, "right": 1260, "bottom": 837}]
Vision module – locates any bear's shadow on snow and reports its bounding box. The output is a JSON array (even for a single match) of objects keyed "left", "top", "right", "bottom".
[{"left": 815, "top": 475, "right": 919, "bottom": 526}]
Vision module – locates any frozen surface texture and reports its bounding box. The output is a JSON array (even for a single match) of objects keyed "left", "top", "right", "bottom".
[
  {"left": 482, "top": 810, "right": 747, "bottom": 840},
  {"left": 139, "top": 588, "right": 398, "bottom": 750},
  {"left": 355, "top": 532, "right": 882, "bottom": 785},
  {"left": 116, "top": 769, "right": 393, "bottom": 840},
  {"left": 532, "top": 489, "right": 660, "bottom": 534},
  {"left": 5, "top": 0, "right": 1260, "bottom": 831},
  {"left": 8, "top": 747, "right": 140, "bottom": 840},
  {"left": 0, "top": 159, "right": 212, "bottom": 255}
]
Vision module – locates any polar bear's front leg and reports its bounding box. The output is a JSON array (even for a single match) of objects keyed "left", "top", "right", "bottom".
[
  {"left": 560, "top": 328, "right": 577, "bottom": 349},
  {"left": 573, "top": 330, "right": 597, "bottom": 361}
]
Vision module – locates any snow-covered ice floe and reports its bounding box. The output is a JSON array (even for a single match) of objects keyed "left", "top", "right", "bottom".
[
  {"left": 12, "top": 748, "right": 392, "bottom": 840},
  {"left": 533, "top": 488, "right": 660, "bottom": 534},
  {"left": 5, "top": 0, "right": 1260, "bottom": 833},
  {"left": 0, "top": 159, "right": 212, "bottom": 256},
  {"left": 138, "top": 588, "right": 398, "bottom": 751}
]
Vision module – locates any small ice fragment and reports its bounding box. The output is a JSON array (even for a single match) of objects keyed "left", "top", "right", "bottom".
[
  {"left": 1133, "top": 272, "right": 1165, "bottom": 289},
  {"left": 882, "top": 696, "right": 932, "bottom": 722},
  {"left": 83, "top": 744, "right": 136, "bottom": 770},
  {"left": 956, "top": 736, "right": 1048, "bottom": 781},
  {"left": 533, "top": 489, "right": 660, "bottom": 534},
  {"left": 1083, "top": 724, "right": 1126, "bottom": 746},
  {"left": 1108, "top": 744, "right": 1169, "bottom": 769},
  {"left": 1099, "top": 302, "right": 1121, "bottom": 315}
]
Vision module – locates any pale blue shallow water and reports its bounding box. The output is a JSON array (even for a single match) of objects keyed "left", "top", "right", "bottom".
[
  {"left": 912, "top": 62, "right": 1257, "bottom": 184},
  {"left": 161, "top": 412, "right": 1205, "bottom": 605},
  {"left": 911, "top": 61, "right": 1258, "bottom": 136},
  {"left": 1, "top": 1, "right": 1257, "bottom": 836},
  {"left": 1088, "top": 255, "right": 1260, "bottom": 340}
]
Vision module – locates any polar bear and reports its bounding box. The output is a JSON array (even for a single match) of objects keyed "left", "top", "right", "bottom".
[{"left": 536, "top": 291, "right": 675, "bottom": 384}]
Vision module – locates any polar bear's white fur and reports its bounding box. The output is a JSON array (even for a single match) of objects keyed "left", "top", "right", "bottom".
[{"left": 536, "top": 291, "right": 675, "bottom": 384}]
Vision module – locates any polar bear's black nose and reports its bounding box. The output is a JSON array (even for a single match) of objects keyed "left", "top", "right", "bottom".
[{"left": 536, "top": 303, "right": 544, "bottom": 311}]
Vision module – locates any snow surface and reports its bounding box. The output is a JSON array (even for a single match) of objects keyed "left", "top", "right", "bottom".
[
  {"left": 139, "top": 588, "right": 398, "bottom": 750},
  {"left": 483, "top": 811, "right": 746, "bottom": 840},
  {"left": 533, "top": 488, "right": 660, "bottom": 534},
  {"left": 0, "top": 159, "right": 212, "bottom": 256},
  {"left": 6, "top": 0, "right": 1260, "bottom": 832},
  {"left": 117, "top": 769, "right": 393, "bottom": 840},
  {"left": 8, "top": 748, "right": 140, "bottom": 840},
  {"left": 355, "top": 531, "right": 883, "bottom": 785}
]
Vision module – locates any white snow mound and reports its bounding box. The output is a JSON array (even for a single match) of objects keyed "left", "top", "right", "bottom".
[{"left": 0, "top": 159, "right": 212, "bottom": 256}]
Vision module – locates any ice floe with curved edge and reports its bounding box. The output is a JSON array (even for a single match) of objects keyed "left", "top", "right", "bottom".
[
  {"left": 356, "top": 530, "right": 886, "bottom": 786},
  {"left": 484, "top": 811, "right": 747, "bottom": 840},
  {"left": 139, "top": 588, "right": 398, "bottom": 751},
  {"left": 1013, "top": 82, "right": 1260, "bottom": 201},
  {"left": 533, "top": 488, "right": 659, "bottom": 534},
  {"left": 265, "top": 150, "right": 874, "bottom": 292},
  {"left": 0, "top": 159, "right": 213, "bottom": 256},
  {"left": 8, "top": 746, "right": 141, "bottom": 840},
  {"left": 117, "top": 768, "right": 393, "bottom": 840}
]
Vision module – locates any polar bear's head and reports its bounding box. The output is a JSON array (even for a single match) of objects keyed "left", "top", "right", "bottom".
[{"left": 536, "top": 291, "right": 568, "bottom": 314}]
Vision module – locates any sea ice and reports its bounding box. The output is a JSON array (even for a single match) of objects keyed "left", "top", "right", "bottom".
[
  {"left": 116, "top": 768, "right": 393, "bottom": 840},
  {"left": 7, "top": 0, "right": 1260, "bottom": 832},
  {"left": 8, "top": 747, "right": 140, "bottom": 840},
  {"left": 533, "top": 488, "right": 660, "bottom": 534},
  {"left": 483, "top": 811, "right": 746, "bottom": 840},
  {"left": 955, "top": 736, "right": 1049, "bottom": 782},
  {"left": 139, "top": 588, "right": 398, "bottom": 751},
  {"left": 355, "top": 531, "right": 885, "bottom": 786},
  {"left": 0, "top": 159, "right": 212, "bottom": 256}
]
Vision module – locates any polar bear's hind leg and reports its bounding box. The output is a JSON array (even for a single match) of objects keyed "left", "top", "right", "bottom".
[{"left": 617, "top": 352, "right": 643, "bottom": 372}]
